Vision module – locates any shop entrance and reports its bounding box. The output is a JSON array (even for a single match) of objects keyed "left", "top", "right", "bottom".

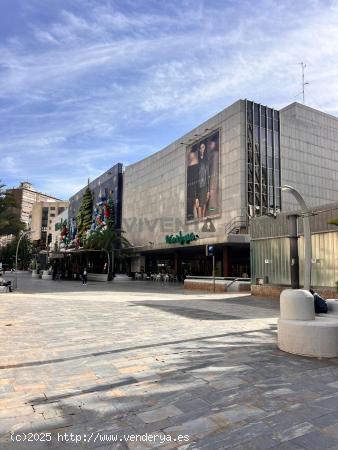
[{"left": 142, "top": 244, "right": 250, "bottom": 279}]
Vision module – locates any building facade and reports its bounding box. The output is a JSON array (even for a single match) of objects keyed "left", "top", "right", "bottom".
[
  {"left": 0, "top": 182, "right": 65, "bottom": 248},
  {"left": 123, "top": 100, "right": 249, "bottom": 278},
  {"left": 279, "top": 103, "right": 338, "bottom": 210},
  {"left": 8, "top": 182, "right": 63, "bottom": 228},
  {"left": 30, "top": 201, "right": 69, "bottom": 250},
  {"left": 49, "top": 208, "right": 69, "bottom": 250},
  {"left": 122, "top": 100, "right": 338, "bottom": 278},
  {"left": 250, "top": 202, "right": 338, "bottom": 293}
]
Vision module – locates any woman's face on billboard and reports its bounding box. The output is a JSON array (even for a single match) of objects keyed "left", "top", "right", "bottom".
[
  {"left": 199, "top": 143, "right": 206, "bottom": 158},
  {"left": 188, "top": 149, "right": 198, "bottom": 165}
]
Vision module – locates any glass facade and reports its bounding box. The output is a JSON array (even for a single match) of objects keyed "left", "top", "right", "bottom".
[{"left": 246, "top": 100, "right": 281, "bottom": 217}]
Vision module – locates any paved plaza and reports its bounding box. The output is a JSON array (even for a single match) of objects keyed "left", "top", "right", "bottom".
[{"left": 1, "top": 273, "right": 338, "bottom": 449}]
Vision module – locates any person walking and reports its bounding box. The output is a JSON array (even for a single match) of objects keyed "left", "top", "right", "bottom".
[{"left": 82, "top": 267, "right": 88, "bottom": 285}]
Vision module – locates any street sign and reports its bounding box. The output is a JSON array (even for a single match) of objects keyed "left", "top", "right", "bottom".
[{"left": 206, "top": 245, "right": 215, "bottom": 256}]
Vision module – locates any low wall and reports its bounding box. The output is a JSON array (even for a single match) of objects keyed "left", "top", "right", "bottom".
[
  {"left": 251, "top": 284, "right": 338, "bottom": 299},
  {"left": 184, "top": 278, "right": 251, "bottom": 293}
]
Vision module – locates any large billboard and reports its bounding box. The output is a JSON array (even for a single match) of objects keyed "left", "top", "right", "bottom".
[{"left": 186, "top": 130, "right": 220, "bottom": 221}]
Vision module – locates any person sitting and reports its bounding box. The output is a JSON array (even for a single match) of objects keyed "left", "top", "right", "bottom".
[
  {"left": 309, "top": 288, "right": 328, "bottom": 314},
  {"left": 0, "top": 272, "right": 12, "bottom": 292}
]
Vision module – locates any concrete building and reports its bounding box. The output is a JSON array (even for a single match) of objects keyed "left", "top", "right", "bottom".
[
  {"left": 280, "top": 103, "right": 338, "bottom": 211},
  {"left": 30, "top": 201, "right": 69, "bottom": 250},
  {"left": 0, "top": 182, "right": 65, "bottom": 249},
  {"left": 8, "top": 182, "right": 63, "bottom": 228},
  {"left": 49, "top": 208, "right": 69, "bottom": 250},
  {"left": 122, "top": 100, "right": 338, "bottom": 277},
  {"left": 250, "top": 202, "right": 338, "bottom": 296}
]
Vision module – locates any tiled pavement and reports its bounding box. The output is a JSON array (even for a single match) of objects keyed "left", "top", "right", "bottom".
[{"left": 1, "top": 273, "right": 338, "bottom": 449}]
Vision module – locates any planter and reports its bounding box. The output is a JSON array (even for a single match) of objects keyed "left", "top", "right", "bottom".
[
  {"left": 31, "top": 270, "right": 39, "bottom": 278},
  {"left": 41, "top": 270, "right": 52, "bottom": 280}
]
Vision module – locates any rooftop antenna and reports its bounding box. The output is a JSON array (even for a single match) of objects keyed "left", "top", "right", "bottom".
[{"left": 299, "top": 62, "right": 309, "bottom": 104}]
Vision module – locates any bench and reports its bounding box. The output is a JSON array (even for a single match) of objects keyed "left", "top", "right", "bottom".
[{"left": 278, "top": 289, "right": 338, "bottom": 358}]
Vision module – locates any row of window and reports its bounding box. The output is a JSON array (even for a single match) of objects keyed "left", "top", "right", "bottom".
[
  {"left": 247, "top": 101, "right": 280, "bottom": 131},
  {"left": 246, "top": 100, "right": 281, "bottom": 216}
]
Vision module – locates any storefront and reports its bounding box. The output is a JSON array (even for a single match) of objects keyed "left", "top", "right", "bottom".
[
  {"left": 49, "top": 250, "right": 110, "bottom": 281},
  {"left": 127, "top": 242, "right": 250, "bottom": 280}
]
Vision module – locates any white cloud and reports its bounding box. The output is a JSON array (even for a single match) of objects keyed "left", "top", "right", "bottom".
[
  {"left": 2, "top": 156, "right": 18, "bottom": 175},
  {"left": 1, "top": 0, "right": 338, "bottom": 199}
]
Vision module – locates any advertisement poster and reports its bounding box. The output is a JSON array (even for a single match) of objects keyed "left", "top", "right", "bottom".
[{"left": 186, "top": 130, "right": 220, "bottom": 221}]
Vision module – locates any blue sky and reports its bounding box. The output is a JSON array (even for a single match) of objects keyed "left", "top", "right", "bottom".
[{"left": 1, "top": 0, "right": 338, "bottom": 199}]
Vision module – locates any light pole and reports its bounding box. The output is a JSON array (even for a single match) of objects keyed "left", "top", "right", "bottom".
[
  {"left": 282, "top": 185, "right": 312, "bottom": 290},
  {"left": 15, "top": 229, "right": 34, "bottom": 290}
]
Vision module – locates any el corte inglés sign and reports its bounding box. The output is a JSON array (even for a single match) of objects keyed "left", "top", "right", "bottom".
[{"left": 165, "top": 231, "right": 199, "bottom": 245}]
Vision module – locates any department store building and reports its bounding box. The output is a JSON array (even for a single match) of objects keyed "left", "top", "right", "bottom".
[{"left": 122, "top": 100, "right": 338, "bottom": 278}]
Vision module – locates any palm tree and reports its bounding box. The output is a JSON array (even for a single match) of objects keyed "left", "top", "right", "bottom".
[
  {"left": 85, "top": 226, "right": 130, "bottom": 277},
  {"left": 85, "top": 227, "right": 129, "bottom": 251}
]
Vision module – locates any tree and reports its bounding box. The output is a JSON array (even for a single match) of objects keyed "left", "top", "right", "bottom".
[
  {"left": 0, "top": 181, "right": 24, "bottom": 236},
  {"left": 329, "top": 219, "right": 338, "bottom": 226},
  {"left": 0, "top": 234, "right": 33, "bottom": 269},
  {"left": 85, "top": 227, "right": 130, "bottom": 253},
  {"left": 84, "top": 223, "right": 130, "bottom": 277},
  {"left": 76, "top": 186, "right": 93, "bottom": 242}
]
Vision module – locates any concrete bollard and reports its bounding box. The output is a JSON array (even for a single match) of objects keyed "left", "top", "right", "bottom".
[{"left": 280, "top": 289, "right": 315, "bottom": 321}]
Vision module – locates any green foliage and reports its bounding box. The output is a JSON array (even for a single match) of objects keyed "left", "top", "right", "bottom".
[
  {"left": 0, "top": 234, "right": 33, "bottom": 269},
  {"left": 0, "top": 181, "right": 24, "bottom": 236},
  {"left": 85, "top": 227, "right": 130, "bottom": 252},
  {"left": 77, "top": 186, "right": 93, "bottom": 241},
  {"left": 329, "top": 218, "right": 338, "bottom": 226}
]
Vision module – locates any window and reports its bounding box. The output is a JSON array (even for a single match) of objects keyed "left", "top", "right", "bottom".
[
  {"left": 247, "top": 100, "right": 281, "bottom": 216},
  {"left": 275, "top": 170, "right": 281, "bottom": 187},
  {"left": 254, "top": 104, "right": 260, "bottom": 125},
  {"left": 247, "top": 101, "right": 253, "bottom": 123},
  {"left": 267, "top": 130, "right": 273, "bottom": 148}
]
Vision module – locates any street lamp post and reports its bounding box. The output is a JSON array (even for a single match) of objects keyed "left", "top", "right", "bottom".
[
  {"left": 15, "top": 229, "right": 34, "bottom": 290},
  {"left": 281, "top": 185, "right": 312, "bottom": 290}
]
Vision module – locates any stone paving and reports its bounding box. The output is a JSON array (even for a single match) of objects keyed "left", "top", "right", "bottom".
[{"left": 1, "top": 273, "right": 338, "bottom": 449}]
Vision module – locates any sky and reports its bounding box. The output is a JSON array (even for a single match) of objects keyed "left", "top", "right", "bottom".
[{"left": 1, "top": 0, "right": 338, "bottom": 199}]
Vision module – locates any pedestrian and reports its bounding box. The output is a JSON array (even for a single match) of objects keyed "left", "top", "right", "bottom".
[
  {"left": 82, "top": 267, "right": 88, "bottom": 285},
  {"left": 310, "top": 288, "right": 328, "bottom": 314}
]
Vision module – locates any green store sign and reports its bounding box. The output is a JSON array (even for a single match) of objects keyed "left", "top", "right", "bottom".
[{"left": 165, "top": 231, "right": 199, "bottom": 245}]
